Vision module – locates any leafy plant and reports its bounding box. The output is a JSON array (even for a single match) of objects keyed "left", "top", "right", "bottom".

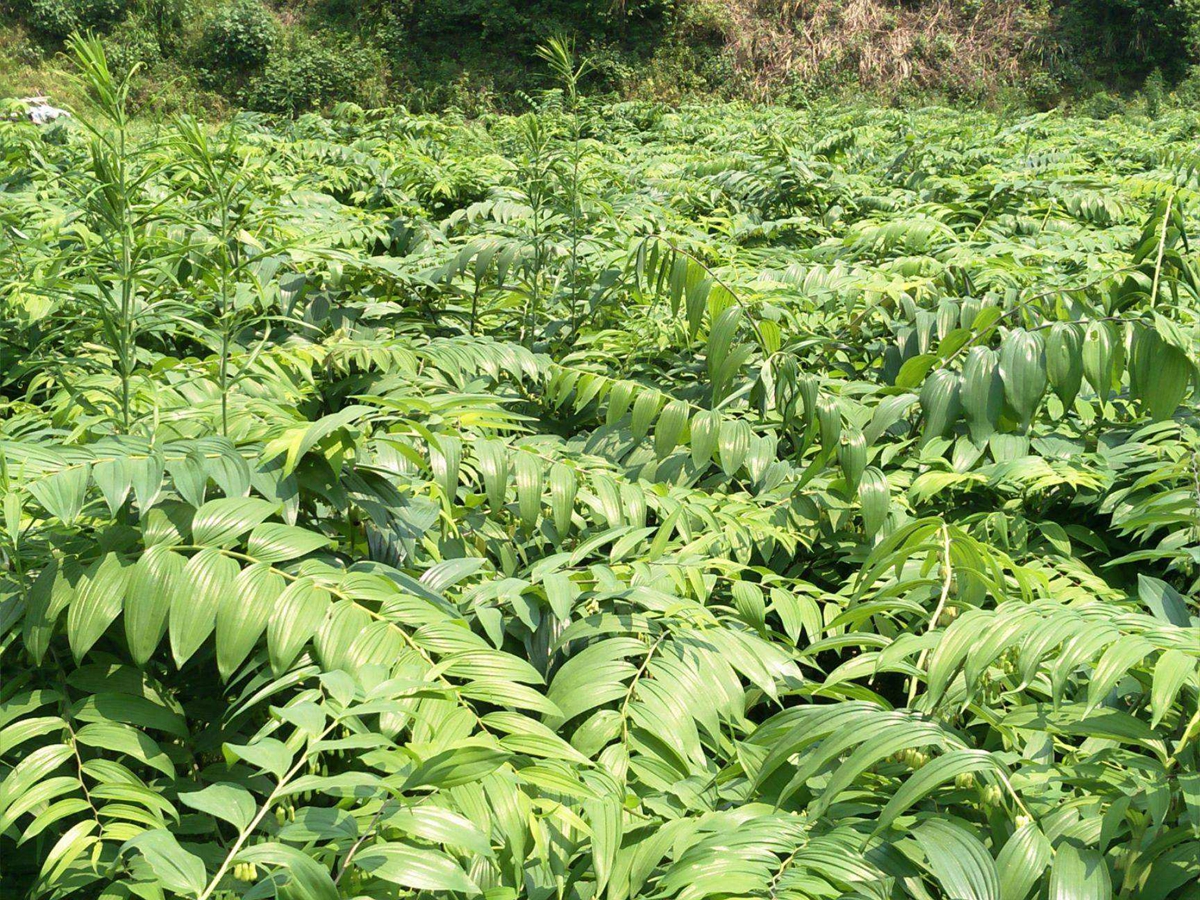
[
  {"left": 196, "top": 0, "right": 276, "bottom": 73},
  {"left": 2, "top": 38, "right": 1199, "bottom": 900}
]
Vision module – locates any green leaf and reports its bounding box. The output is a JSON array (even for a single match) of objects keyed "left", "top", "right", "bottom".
[
  {"left": 216, "top": 563, "right": 284, "bottom": 680},
  {"left": 1049, "top": 844, "right": 1111, "bottom": 900},
  {"left": 999, "top": 329, "right": 1047, "bottom": 429},
  {"left": 875, "top": 749, "right": 1001, "bottom": 833},
  {"left": 353, "top": 842, "right": 480, "bottom": 894},
  {"left": 920, "top": 369, "right": 962, "bottom": 442},
  {"left": 961, "top": 347, "right": 1003, "bottom": 444},
  {"left": 178, "top": 782, "right": 255, "bottom": 831},
  {"left": 93, "top": 457, "right": 131, "bottom": 516},
  {"left": 76, "top": 722, "right": 173, "bottom": 776},
  {"left": 191, "top": 497, "right": 279, "bottom": 546},
  {"left": 401, "top": 744, "right": 510, "bottom": 791},
  {"left": 385, "top": 806, "right": 492, "bottom": 857},
  {"left": 68, "top": 552, "right": 134, "bottom": 662},
  {"left": 121, "top": 830, "right": 208, "bottom": 898},
  {"left": 170, "top": 547, "right": 238, "bottom": 667},
  {"left": 238, "top": 842, "right": 339, "bottom": 900},
  {"left": 266, "top": 577, "right": 331, "bottom": 674},
  {"left": 997, "top": 822, "right": 1051, "bottom": 900},
  {"left": 125, "top": 545, "right": 183, "bottom": 666},
  {"left": 514, "top": 451, "right": 544, "bottom": 530},
  {"left": 246, "top": 524, "right": 332, "bottom": 563},
  {"left": 718, "top": 418, "right": 750, "bottom": 477},
  {"left": 654, "top": 400, "right": 688, "bottom": 460},
  {"left": 913, "top": 818, "right": 1000, "bottom": 900},
  {"left": 224, "top": 737, "right": 292, "bottom": 778},
  {"left": 690, "top": 409, "right": 719, "bottom": 467},
  {"left": 548, "top": 463, "right": 577, "bottom": 536},
  {"left": 28, "top": 465, "right": 90, "bottom": 525}
]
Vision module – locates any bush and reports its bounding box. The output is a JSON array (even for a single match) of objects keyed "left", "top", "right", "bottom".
[
  {"left": 1024, "top": 69, "right": 1062, "bottom": 110},
  {"left": 197, "top": 0, "right": 276, "bottom": 72},
  {"left": 1079, "top": 90, "right": 1125, "bottom": 119},
  {"left": 101, "top": 20, "right": 162, "bottom": 79},
  {"left": 1177, "top": 65, "right": 1200, "bottom": 107},
  {"left": 136, "top": 0, "right": 190, "bottom": 54},
  {"left": 1142, "top": 68, "right": 1165, "bottom": 116},
  {"left": 243, "top": 37, "right": 382, "bottom": 115},
  {"left": 27, "top": 0, "right": 129, "bottom": 40}
]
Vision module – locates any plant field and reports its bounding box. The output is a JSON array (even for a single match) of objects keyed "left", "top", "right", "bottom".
[{"left": 2, "top": 40, "right": 1200, "bottom": 900}]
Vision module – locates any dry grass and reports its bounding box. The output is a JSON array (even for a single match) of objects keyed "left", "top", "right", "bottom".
[{"left": 703, "top": 0, "right": 1048, "bottom": 100}]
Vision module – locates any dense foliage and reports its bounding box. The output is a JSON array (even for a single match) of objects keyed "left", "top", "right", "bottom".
[
  {"left": 2, "top": 37, "right": 1200, "bottom": 900},
  {"left": 4, "top": 0, "right": 1200, "bottom": 111}
]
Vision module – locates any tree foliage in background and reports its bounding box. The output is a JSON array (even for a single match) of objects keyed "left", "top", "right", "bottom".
[
  {"left": 1, "top": 36, "right": 1200, "bottom": 900},
  {"left": 5, "top": 0, "right": 1200, "bottom": 111}
]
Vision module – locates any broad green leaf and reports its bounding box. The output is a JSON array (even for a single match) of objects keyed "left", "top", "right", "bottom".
[
  {"left": 178, "top": 782, "right": 255, "bottom": 831},
  {"left": 191, "top": 497, "right": 279, "bottom": 546},
  {"left": 1048, "top": 844, "right": 1111, "bottom": 900},
  {"left": 913, "top": 818, "right": 1000, "bottom": 900},
  {"left": 68, "top": 553, "right": 134, "bottom": 662},
  {"left": 266, "top": 577, "right": 331, "bottom": 674},
  {"left": 170, "top": 547, "right": 238, "bottom": 667},
  {"left": 353, "top": 842, "right": 480, "bottom": 894}
]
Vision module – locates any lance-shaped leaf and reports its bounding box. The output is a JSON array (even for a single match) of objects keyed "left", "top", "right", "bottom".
[
  {"left": 267, "top": 577, "right": 332, "bottom": 674},
  {"left": 913, "top": 819, "right": 1000, "bottom": 900},
  {"left": 630, "top": 390, "right": 661, "bottom": 441},
  {"left": 353, "top": 842, "right": 480, "bottom": 894},
  {"left": 476, "top": 439, "right": 509, "bottom": 513},
  {"left": 654, "top": 399, "right": 688, "bottom": 460},
  {"left": 548, "top": 463, "right": 577, "bottom": 536},
  {"left": 817, "top": 394, "right": 842, "bottom": 449},
  {"left": 120, "top": 830, "right": 207, "bottom": 898},
  {"left": 1048, "top": 844, "right": 1111, "bottom": 900},
  {"left": 170, "top": 547, "right": 238, "bottom": 667},
  {"left": 429, "top": 434, "right": 462, "bottom": 499},
  {"left": 690, "top": 409, "right": 719, "bottom": 467},
  {"left": 514, "top": 451, "right": 543, "bottom": 530},
  {"left": 28, "top": 465, "right": 90, "bottom": 526},
  {"left": 216, "top": 563, "right": 284, "bottom": 680},
  {"left": 961, "top": 347, "right": 1003, "bottom": 444},
  {"left": 838, "top": 429, "right": 867, "bottom": 492},
  {"left": 1045, "top": 322, "right": 1083, "bottom": 410},
  {"left": 1082, "top": 319, "right": 1115, "bottom": 400},
  {"left": 920, "top": 369, "right": 962, "bottom": 443},
  {"left": 125, "top": 545, "right": 184, "bottom": 666},
  {"left": 1130, "top": 325, "right": 1191, "bottom": 421},
  {"left": 999, "top": 329, "right": 1047, "bottom": 429},
  {"left": 997, "top": 822, "right": 1051, "bottom": 900},
  {"left": 191, "top": 497, "right": 279, "bottom": 546},
  {"left": 92, "top": 457, "right": 131, "bottom": 516},
  {"left": 859, "top": 466, "right": 890, "bottom": 537},
  {"left": 718, "top": 418, "right": 750, "bottom": 476},
  {"left": 68, "top": 552, "right": 134, "bottom": 662}
]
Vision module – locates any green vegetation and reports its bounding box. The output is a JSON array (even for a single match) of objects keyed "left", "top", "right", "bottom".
[
  {"left": 4, "top": 1, "right": 1200, "bottom": 112},
  {"left": 2, "top": 34, "right": 1200, "bottom": 900}
]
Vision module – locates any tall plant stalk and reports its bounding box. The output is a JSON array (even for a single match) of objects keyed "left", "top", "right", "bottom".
[
  {"left": 537, "top": 36, "right": 593, "bottom": 340},
  {"left": 63, "top": 35, "right": 177, "bottom": 433}
]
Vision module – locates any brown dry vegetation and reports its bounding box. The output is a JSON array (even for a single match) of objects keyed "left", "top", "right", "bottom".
[{"left": 686, "top": 0, "right": 1050, "bottom": 100}]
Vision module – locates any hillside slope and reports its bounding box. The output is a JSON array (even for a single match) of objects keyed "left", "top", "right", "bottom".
[{"left": 1, "top": 0, "right": 1199, "bottom": 113}]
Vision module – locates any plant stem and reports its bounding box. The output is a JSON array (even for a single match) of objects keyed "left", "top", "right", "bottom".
[{"left": 197, "top": 721, "right": 338, "bottom": 900}]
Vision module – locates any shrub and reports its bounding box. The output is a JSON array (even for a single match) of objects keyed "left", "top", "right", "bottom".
[
  {"left": 1024, "top": 69, "right": 1062, "bottom": 110},
  {"left": 197, "top": 0, "right": 277, "bottom": 72},
  {"left": 243, "top": 37, "right": 381, "bottom": 115},
  {"left": 27, "top": 0, "right": 128, "bottom": 40},
  {"left": 101, "top": 20, "right": 162, "bottom": 79},
  {"left": 1079, "top": 90, "right": 1125, "bottom": 118},
  {"left": 1142, "top": 68, "right": 1165, "bottom": 116},
  {"left": 1177, "top": 65, "right": 1200, "bottom": 107}
]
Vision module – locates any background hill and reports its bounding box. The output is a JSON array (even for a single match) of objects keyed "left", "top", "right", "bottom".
[{"left": 2, "top": 0, "right": 1199, "bottom": 115}]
